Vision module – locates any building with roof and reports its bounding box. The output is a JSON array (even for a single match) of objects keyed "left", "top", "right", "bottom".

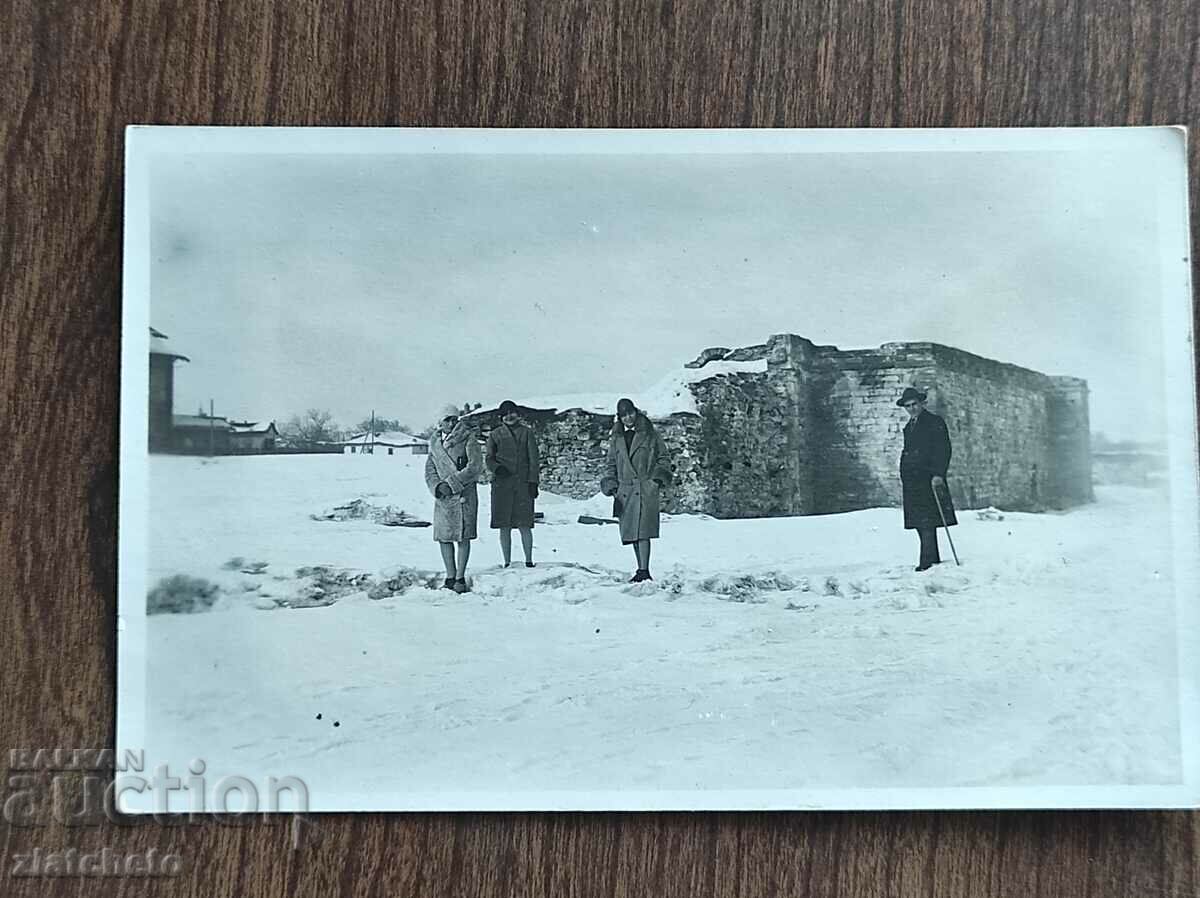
[
  {"left": 149, "top": 327, "right": 189, "bottom": 452},
  {"left": 340, "top": 430, "right": 428, "bottom": 456},
  {"left": 171, "top": 414, "right": 232, "bottom": 454},
  {"left": 229, "top": 420, "right": 280, "bottom": 453}
]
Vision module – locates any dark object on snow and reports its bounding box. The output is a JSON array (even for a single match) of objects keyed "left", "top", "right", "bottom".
[
  {"left": 312, "top": 499, "right": 429, "bottom": 528},
  {"left": 147, "top": 574, "right": 220, "bottom": 615},
  {"left": 525, "top": 561, "right": 535, "bottom": 568},
  {"left": 367, "top": 569, "right": 425, "bottom": 599},
  {"left": 577, "top": 515, "right": 618, "bottom": 525}
]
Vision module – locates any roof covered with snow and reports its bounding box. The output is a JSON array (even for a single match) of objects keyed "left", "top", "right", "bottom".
[
  {"left": 150, "top": 327, "right": 189, "bottom": 361},
  {"left": 173, "top": 414, "right": 228, "bottom": 428},
  {"left": 470, "top": 359, "right": 769, "bottom": 419},
  {"left": 342, "top": 430, "right": 427, "bottom": 447},
  {"left": 229, "top": 421, "right": 278, "bottom": 435}
]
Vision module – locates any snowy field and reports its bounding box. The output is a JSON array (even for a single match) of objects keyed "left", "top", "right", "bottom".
[{"left": 137, "top": 452, "right": 1183, "bottom": 807}]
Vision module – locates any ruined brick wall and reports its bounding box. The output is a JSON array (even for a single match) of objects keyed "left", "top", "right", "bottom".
[
  {"left": 922, "top": 347, "right": 1054, "bottom": 510},
  {"left": 527, "top": 409, "right": 614, "bottom": 499},
  {"left": 794, "top": 341, "right": 1091, "bottom": 514},
  {"left": 686, "top": 371, "right": 788, "bottom": 517},
  {"left": 804, "top": 343, "right": 935, "bottom": 513},
  {"left": 471, "top": 408, "right": 708, "bottom": 513},
  {"left": 473, "top": 333, "right": 1091, "bottom": 519}
]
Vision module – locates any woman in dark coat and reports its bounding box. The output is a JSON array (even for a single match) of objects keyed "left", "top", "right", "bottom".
[
  {"left": 485, "top": 400, "right": 540, "bottom": 567},
  {"left": 897, "top": 387, "right": 957, "bottom": 571},
  {"left": 600, "top": 398, "right": 673, "bottom": 583},
  {"left": 425, "top": 414, "right": 483, "bottom": 593}
]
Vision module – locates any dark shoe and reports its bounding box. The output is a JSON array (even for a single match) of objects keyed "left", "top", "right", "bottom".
[
  {"left": 442, "top": 578, "right": 456, "bottom": 589},
  {"left": 915, "top": 564, "right": 933, "bottom": 572},
  {"left": 525, "top": 561, "right": 535, "bottom": 568},
  {"left": 630, "top": 569, "right": 649, "bottom": 583},
  {"left": 453, "top": 579, "right": 470, "bottom": 594}
]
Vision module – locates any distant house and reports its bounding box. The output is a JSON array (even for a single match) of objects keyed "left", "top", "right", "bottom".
[
  {"left": 171, "top": 414, "right": 232, "bottom": 454},
  {"left": 340, "top": 430, "right": 428, "bottom": 456},
  {"left": 229, "top": 420, "right": 280, "bottom": 453}
]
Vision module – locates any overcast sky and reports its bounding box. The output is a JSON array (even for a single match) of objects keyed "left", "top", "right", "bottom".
[{"left": 149, "top": 147, "right": 1170, "bottom": 441}]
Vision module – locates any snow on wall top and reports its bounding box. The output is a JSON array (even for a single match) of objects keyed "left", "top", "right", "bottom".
[{"left": 472, "top": 358, "right": 769, "bottom": 419}]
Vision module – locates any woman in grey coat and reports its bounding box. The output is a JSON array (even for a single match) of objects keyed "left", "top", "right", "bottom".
[
  {"left": 600, "top": 398, "right": 673, "bottom": 582},
  {"left": 425, "top": 414, "right": 483, "bottom": 593}
]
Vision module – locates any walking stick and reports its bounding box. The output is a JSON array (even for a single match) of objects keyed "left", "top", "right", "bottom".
[{"left": 932, "top": 482, "right": 961, "bottom": 566}]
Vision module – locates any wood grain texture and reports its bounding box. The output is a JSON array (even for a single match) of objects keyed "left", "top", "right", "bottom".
[{"left": 1, "top": 1, "right": 1197, "bottom": 895}]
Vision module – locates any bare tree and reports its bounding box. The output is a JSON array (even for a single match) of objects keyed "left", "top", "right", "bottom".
[
  {"left": 279, "top": 409, "right": 342, "bottom": 446},
  {"left": 355, "top": 416, "right": 410, "bottom": 437}
]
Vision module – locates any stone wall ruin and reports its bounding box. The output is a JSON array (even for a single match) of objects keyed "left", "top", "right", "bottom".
[{"left": 472, "top": 334, "right": 1092, "bottom": 519}]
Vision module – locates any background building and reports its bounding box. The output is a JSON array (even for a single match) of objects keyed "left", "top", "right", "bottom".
[{"left": 148, "top": 327, "right": 189, "bottom": 452}]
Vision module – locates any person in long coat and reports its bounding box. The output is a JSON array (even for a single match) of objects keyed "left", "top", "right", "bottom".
[
  {"left": 485, "top": 400, "right": 540, "bottom": 567},
  {"left": 897, "top": 387, "right": 958, "bottom": 571},
  {"left": 425, "top": 414, "right": 483, "bottom": 593},
  {"left": 600, "top": 397, "right": 673, "bottom": 583}
]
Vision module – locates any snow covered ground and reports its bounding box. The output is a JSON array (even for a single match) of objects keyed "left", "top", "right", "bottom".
[{"left": 136, "top": 452, "right": 1183, "bottom": 808}]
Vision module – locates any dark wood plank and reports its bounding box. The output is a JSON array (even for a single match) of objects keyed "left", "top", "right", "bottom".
[{"left": 1, "top": 1, "right": 1197, "bottom": 895}]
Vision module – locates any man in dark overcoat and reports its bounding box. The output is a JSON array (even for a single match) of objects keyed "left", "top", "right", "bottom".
[
  {"left": 897, "top": 387, "right": 957, "bottom": 571},
  {"left": 485, "top": 400, "right": 540, "bottom": 567}
]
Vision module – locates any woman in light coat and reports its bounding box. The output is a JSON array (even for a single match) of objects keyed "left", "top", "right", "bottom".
[
  {"left": 600, "top": 398, "right": 673, "bottom": 582},
  {"left": 425, "top": 414, "right": 483, "bottom": 593}
]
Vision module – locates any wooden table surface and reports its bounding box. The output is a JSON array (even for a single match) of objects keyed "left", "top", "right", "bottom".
[{"left": 1, "top": 1, "right": 1197, "bottom": 895}]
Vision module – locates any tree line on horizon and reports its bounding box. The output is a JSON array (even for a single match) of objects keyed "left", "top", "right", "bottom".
[{"left": 275, "top": 402, "right": 486, "bottom": 447}]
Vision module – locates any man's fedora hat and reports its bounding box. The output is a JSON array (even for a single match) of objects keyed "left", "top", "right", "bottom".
[{"left": 896, "top": 387, "right": 928, "bottom": 407}]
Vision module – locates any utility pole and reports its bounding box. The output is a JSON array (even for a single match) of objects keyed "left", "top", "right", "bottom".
[{"left": 208, "top": 399, "right": 215, "bottom": 458}]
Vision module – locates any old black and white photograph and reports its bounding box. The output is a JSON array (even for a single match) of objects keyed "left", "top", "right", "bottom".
[{"left": 117, "top": 127, "right": 1198, "bottom": 811}]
